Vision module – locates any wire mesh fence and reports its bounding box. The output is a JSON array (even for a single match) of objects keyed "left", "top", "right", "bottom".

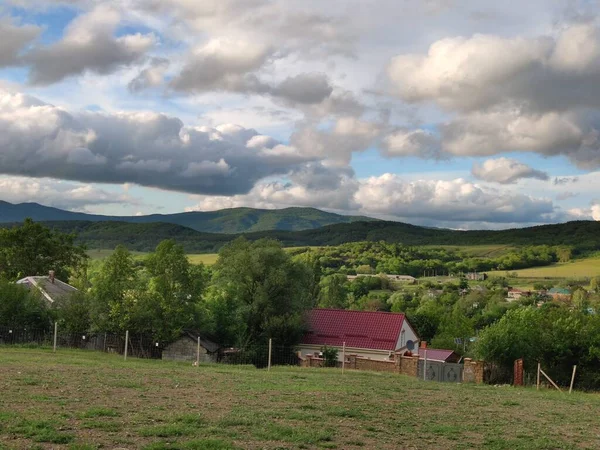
[{"left": 0, "top": 325, "right": 301, "bottom": 368}]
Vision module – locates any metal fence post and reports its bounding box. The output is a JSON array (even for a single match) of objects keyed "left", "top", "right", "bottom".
[
  {"left": 342, "top": 341, "right": 346, "bottom": 374},
  {"left": 124, "top": 330, "right": 129, "bottom": 361},
  {"left": 53, "top": 322, "right": 58, "bottom": 353},
  {"left": 268, "top": 338, "right": 272, "bottom": 371}
]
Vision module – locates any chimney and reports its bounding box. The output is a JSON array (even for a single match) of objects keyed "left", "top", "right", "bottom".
[
  {"left": 420, "top": 341, "right": 427, "bottom": 349},
  {"left": 49, "top": 270, "right": 55, "bottom": 284}
]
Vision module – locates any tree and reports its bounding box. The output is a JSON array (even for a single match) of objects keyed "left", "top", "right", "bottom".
[
  {"left": 211, "top": 238, "right": 315, "bottom": 347},
  {"left": 53, "top": 291, "right": 91, "bottom": 333},
  {"left": 0, "top": 219, "right": 87, "bottom": 281},
  {"left": 89, "top": 245, "right": 138, "bottom": 332},
  {"left": 144, "top": 240, "right": 207, "bottom": 342},
  {"left": 590, "top": 277, "right": 600, "bottom": 294},
  {"left": 475, "top": 307, "right": 544, "bottom": 371},
  {"left": 318, "top": 274, "right": 348, "bottom": 309},
  {"left": 0, "top": 279, "right": 52, "bottom": 329}
]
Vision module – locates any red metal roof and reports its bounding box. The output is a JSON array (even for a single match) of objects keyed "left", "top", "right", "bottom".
[
  {"left": 418, "top": 348, "right": 456, "bottom": 362},
  {"left": 301, "top": 309, "right": 406, "bottom": 351}
]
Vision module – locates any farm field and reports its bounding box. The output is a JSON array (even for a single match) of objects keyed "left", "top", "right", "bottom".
[
  {"left": 487, "top": 255, "right": 600, "bottom": 279},
  {"left": 1, "top": 349, "right": 600, "bottom": 449},
  {"left": 87, "top": 249, "right": 220, "bottom": 266}
]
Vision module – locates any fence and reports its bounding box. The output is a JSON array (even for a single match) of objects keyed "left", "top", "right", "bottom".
[{"left": 0, "top": 325, "right": 300, "bottom": 368}]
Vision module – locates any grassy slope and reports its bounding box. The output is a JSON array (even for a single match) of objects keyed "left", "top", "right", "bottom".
[
  {"left": 2, "top": 349, "right": 600, "bottom": 450},
  {"left": 487, "top": 255, "right": 600, "bottom": 279}
]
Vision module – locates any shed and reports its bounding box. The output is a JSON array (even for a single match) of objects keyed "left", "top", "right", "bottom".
[{"left": 162, "top": 332, "right": 220, "bottom": 363}]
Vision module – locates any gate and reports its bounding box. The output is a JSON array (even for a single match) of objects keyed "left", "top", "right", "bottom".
[{"left": 418, "top": 360, "right": 464, "bottom": 383}]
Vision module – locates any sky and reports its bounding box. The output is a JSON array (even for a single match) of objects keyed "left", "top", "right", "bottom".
[{"left": 1, "top": 0, "right": 600, "bottom": 229}]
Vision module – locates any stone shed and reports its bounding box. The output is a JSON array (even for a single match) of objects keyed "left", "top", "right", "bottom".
[{"left": 162, "top": 332, "right": 220, "bottom": 363}]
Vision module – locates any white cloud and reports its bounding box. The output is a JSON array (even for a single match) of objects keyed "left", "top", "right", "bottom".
[
  {"left": 382, "top": 128, "right": 440, "bottom": 158},
  {"left": 0, "top": 176, "right": 140, "bottom": 211},
  {"left": 0, "top": 89, "right": 314, "bottom": 195},
  {"left": 354, "top": 174, "right": 554, "bottom": 223},
  {"left": 471, "top": 157, "right": 549, "bottom": 184},
  {"left": 0, "top": 17, "right": 41, "bottom": 67},
  {"left": 26, "top": 5, "right": 154, "bottom": 85},
  {"left": 128, "top": 57, "right": 170, "bottom": 92}
]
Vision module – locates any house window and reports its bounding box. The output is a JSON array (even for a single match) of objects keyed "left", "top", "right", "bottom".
[{"left": 401, "top": 330, "right": 406, "bottom": 347}]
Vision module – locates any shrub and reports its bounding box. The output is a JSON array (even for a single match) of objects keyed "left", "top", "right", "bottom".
[{"left": 321, "top": 346, "right": 339, "bottom": 367}]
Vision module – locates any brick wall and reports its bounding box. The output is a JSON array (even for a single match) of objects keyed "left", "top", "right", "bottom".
[
  {"left": 463, "top": 358, "right": 484, "bottom": 383},
  {"left": 301, "top": 353, "right": 486, "bottom": 384},
  {"left": 397, "top": 355, "right": 419, "bottom": 377}
]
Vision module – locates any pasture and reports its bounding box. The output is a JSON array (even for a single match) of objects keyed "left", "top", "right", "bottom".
[
  {"left": 1, "top": 349, "right": 600, "bottom": 449},
  {"left": 487, "top": 255, "right": 600, "bottom": 280},
  {"left": 87, "top": 249, "right": 220, "bottom": 266}
]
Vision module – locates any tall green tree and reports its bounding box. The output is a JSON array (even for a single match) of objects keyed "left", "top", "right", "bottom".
[
  {"left": 0, "top": 219, "right": 87, "bottom": 281},
  {"left": 89, "top": 245, "right": 138, "bottom": 332},
  {"left": 318, "top": 274, "right": 348, "bottom": 309},
  {"left": 211, "top": 237, "right": 315, "bottom": 346},
  {"left": 143, "top": 240, "right": 207, "bottom": 342},
  {"left": 0, "top": 279, "right": 52, "bottom": 329}
]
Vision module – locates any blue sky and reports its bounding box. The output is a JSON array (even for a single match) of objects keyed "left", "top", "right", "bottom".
[{"left": 0, "top": 0, "right": 599, "bottom": 228}]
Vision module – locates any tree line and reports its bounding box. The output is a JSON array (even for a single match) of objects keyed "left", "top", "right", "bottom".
[{"left": 2, "top": 220, "right": 600, "bottom": 388}]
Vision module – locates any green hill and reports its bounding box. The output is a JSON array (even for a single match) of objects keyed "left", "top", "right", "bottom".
[
  {"left": 14, "top": 218, "right": 600, "bottom": 253},
  {"left": 0, "top": 201, "right": 376, "bottom": 233}
]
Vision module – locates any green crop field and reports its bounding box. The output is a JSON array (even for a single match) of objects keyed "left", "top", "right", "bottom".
[
  {"left": 487, "top": 255, "right": 600, "bottom": 279},
  {"left": 1, "top": 349, "right": 600, "bottom": 449}
]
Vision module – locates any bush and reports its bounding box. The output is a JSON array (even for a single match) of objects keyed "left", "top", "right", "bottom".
[{"left": 321, "top": 346, "right": 339, "bottom": 367}]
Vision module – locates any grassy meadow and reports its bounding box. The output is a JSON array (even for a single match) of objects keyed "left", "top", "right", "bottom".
[
  {"left": 487, "top": 255, "right": 600, "bottom": 280},
  {"left": 1, "top": 349, "right": 600, "bottom": 449}
]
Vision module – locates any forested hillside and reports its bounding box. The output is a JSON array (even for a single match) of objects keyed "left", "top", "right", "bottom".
[
  {"left": 13, "top": 218, "right": 600, "bottom": 253},
  {"left": 0, "top": 201, "right": 375, "bottom": 233}
]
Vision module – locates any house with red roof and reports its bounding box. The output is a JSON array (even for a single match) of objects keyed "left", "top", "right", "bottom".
[{"left": 299, "top": 309, "right": 420, "bottom": 362}]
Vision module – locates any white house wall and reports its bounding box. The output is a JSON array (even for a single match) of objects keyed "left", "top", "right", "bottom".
[{"left": 297, "top": 344, "right": 395, "bottom": 362}]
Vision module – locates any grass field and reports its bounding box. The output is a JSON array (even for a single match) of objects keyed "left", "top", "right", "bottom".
[
  {"left": 487, "top": 255, "right": 600, "bottom": 279},
  {"left": 87, "top": 249, "right": 220, "bottom": 266},
  {"left": 1, "top": 349, "right": 600, "bottom": 449}
]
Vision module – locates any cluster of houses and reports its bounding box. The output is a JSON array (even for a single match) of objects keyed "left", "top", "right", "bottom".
[{"left": 16, "top": 270, "right": 591, "bottom": 367}]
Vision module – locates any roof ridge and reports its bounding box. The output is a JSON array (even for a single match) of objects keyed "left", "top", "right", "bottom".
[{"left": 312, "top": 308, "right": 405, "bottom": 316}]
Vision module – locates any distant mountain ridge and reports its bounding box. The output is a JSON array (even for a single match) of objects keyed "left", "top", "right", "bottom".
[
  {"left": 6, "top": 218, "right": 600, "bottom": 254},
  {"left": 0, "top": 201, "right": 377, "bottom": 233}
]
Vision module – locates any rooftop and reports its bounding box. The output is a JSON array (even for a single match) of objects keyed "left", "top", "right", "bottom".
[
  {"left": 16, "top": 276, "right": 78, "bottom": 303},
  {"left": 301, "top": 308, "right": 407, "bottom": 351}
]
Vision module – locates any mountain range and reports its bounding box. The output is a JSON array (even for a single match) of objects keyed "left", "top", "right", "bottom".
[
  {"left": 0, "top": 201, "right": 376, "bottom": 233},
  {"left": 2, "top": 201, "right": 600, "bottom": 253}
]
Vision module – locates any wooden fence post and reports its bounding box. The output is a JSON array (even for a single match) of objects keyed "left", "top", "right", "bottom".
[
  {"left": 196, "top": 337, "right": 200, "bottom": 367},
  {"left": 423, "top": 349, "right": 427, "bottom": 381},
  {"left": 124, "top": 330, "right": 129, "bottom": 361},
  {"left": 569, "top": 365, "right": 577, "bottom": 394},
  {"left": 536, "top": 362, "right": 540, "bottom": 391},
  {"left": 342, "top": 342, "right": 346, "bottom": 374},
  {"left": 53, "top": 322, "right": 58, "bottom": 353},
  {"left": 267, "top": 338, "right": 272, "bottom": 371}
]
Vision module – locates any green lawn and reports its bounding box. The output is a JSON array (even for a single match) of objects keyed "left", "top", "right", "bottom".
[
  {"left": 487, "top": 255, "right": 600, "bottom": 279},
  {"left": 1, "top": 349, "right": 600, "bottom": 449}
]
